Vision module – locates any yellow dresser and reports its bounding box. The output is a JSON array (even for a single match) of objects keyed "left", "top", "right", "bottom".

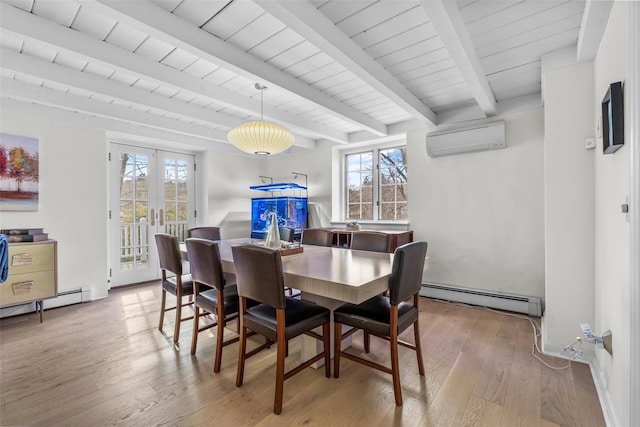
[{"left": 1, "top": 240, "right": 58, "bottom": 322}]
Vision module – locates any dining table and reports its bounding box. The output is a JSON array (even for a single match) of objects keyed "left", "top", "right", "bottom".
[{"left": 180, "top": 237, "right": 427, "bottom": 366}]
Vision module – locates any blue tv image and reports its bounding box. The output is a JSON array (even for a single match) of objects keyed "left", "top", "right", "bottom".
[{"left": 251, "top": 196, "right": 308, "bottom": 239}]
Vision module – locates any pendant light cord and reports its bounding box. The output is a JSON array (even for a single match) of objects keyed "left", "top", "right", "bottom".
[{"left": 255, "top": 83, "right": 267, "bottom": 121}]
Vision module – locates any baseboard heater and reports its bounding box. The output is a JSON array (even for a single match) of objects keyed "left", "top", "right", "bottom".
[
  {"left": 0, "top": 287, "right": 92, "bottom": 319},
  {"left": 420, "top": 282, "right": 542, "bottom": 317}
]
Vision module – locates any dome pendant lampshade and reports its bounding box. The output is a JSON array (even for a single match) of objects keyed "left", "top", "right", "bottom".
[{"left": 227, "top": 84, "right": 294, "bottom": 155}]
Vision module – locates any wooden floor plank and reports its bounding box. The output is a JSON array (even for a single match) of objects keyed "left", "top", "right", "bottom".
[{"left": 0, "top": 283, "right": 606, "bottom": 426}]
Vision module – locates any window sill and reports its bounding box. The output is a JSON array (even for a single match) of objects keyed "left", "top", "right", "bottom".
[{"left": 330, "top": 220, "right": 410, "bottom": 230}]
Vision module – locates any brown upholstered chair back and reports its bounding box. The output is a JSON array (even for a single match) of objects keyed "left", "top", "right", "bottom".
[
  {"left": 231, "top": 245, "right": 286, "bottom": 309},
  {"left": 187, "top": 226, "right": 221, "bottom": 241},
  {"left": 389, "top": 241, "right": 428, "bottom": 305},
  {"left": 185, "top": 238, "right": 226, "bottom": 291},
  {"left": 350, "top": 231, "right": 391, "bottom": 253},
  {"left": 301, "top": 228, "right": 333, "bottom": 246},
  {"left": 155, "top": 233, "right": 183, "bottom": 275}
]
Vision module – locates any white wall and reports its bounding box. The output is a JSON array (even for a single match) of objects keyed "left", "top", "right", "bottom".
[
  {"left": 407, "top": 109, "right": 546, "bottom": 300},
  {"left": 542, "top": 62, "right": 596, "bottom": 349},
  {"left": 268, "top": 110, "right": 546, "bottom": 304},
  {"left": 199, "top": 148, "right": 267, "bottom": 238},
  {"left": 265, "top": 145, "right": 335, "bottom": 228},
  {"left": 593, "top": 2, "right": 631, "bottom": 425},
  {"left": 0, "top": 114, "right": 109, "bottom": 309}
]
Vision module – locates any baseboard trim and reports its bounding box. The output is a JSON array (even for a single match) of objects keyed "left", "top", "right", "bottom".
[
  {"left": 589, "top": 358, "right": 619, "bottom": 427},
  {"left": 541, "top": 318, "right": 617, "bottom": 426},
  {"left": 0, "top": 287, "right": 92, "bottom": 319}
]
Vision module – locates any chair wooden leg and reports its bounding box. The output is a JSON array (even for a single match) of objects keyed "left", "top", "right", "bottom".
[
  {"left": 364, "top": 331, "right": 370, "bottom": 353},
  {"left": 413, "top": 319, "right": 425, "bottom": 376},
  {"left": 214, "top": 300, "right": 225, "bottom": 373},
  {"left": 235, "top": 318, "right": 247, "bottom": 387},
  {"left": 390, "top": 331, "right": 402, "bottom": 406},
  {"left": 190, "top": 305, "right": 200, "bottom": 355},
  {"left": 159, "top": 289, "right": 167, "bottom": 331},
  {"left": 323, "top": 322, "right": 331, "bottom": 378},
  {"left": 334, "top": 322, "right": 342, "bottom": 378},
  {"left": 390, "top": 307, "right": 402, "bottom": 406},
  {"left": 173, "top": 295, "right": 182, "bottom": 344},
  {"left": 274, "top": 310, "right": 286, "bottom": 415}
]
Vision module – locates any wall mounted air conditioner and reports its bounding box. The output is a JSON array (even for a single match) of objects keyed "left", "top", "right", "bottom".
[{"left": 426, "top": 120, "right": 506, "bottom": 157}]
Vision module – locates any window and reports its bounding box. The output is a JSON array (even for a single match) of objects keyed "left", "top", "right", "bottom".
[
  {"left": 379, "top": 147, "right": 408, "bottom": 220},
  {"left": 346, "top": 152, "right": 373, "bottom": 219},
  {"left": 345, "top": 145, "right": 408, "bottom": 221}
]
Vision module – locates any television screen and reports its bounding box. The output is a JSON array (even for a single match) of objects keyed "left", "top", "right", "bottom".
[{"left": 602, "top": 81, "right": 624, "bottom": 154}]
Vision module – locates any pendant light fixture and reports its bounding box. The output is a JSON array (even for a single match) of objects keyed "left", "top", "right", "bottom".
[{"left": 227, "top": 83, "right": 294, "bottom": 155}]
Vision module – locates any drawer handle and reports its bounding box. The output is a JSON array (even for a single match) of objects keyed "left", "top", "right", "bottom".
[
  {"left": 11, "top": 253, "right": 34, "bottom": 266},
  {"left": 12, "top": 280, "right": 34, "bottom": 295}
]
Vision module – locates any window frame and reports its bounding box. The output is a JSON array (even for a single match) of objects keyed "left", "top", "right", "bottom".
[{"left": 334, "top": 138, "right": 408, "bottom": 224}]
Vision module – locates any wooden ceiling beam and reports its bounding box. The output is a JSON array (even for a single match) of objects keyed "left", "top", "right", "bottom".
[
  {"left": 421, "top": 0, "right": 496, "bottom": 117},
  {"left": 82, "top": 0, "right": 386, "bottom": 136},
  {"left": 0, "top": 3, "right": 347, "bottom": 145},
  {"left": 258, "top": 0, "right": 437, "bottom": 127},
  {"left": 576, "top": 0, "right": 614, "bottom": 62},
  {"left": 0, "top": 98, "right": 220, "bottom": 151}
]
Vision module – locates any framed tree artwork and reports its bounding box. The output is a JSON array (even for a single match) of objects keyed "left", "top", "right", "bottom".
[{"left": 0, "top": 133, "right": 39, "bottom": 211}]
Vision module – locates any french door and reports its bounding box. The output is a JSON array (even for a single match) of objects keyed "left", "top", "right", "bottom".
[{"left": 109, "top": 144, "right": 195, "bottom": 287}]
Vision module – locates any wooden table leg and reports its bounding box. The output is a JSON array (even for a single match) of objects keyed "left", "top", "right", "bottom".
[{"left": 300, "top": 292, "right": 353, "bottom": 369}]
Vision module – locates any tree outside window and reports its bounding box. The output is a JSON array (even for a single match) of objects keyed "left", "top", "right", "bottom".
[
  {"left": 345, "top": 145, "right": 408, "bottom": 221},
  {"left": 346, "top": 152, "right": 373, "bottom": 220},
  {"left": 379, "top": 147, "right": 408, "bottom": 220}
]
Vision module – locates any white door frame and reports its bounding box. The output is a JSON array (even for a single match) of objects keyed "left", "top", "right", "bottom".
[
  {"left": 629, "top": 2, "right": 639, "bottom": 425},
  {"left": 108, "top": 143, "right": 196, "bottom": 287}
]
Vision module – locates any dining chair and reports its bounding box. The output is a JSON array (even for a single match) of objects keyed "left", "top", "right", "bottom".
[
  {"left": 186, "top": 237, "right": 241, "bottom": 372},
  {"left": 333, "top": 241, "right": 428, "bottom": 406},
  {"left": 349, "top": 231, "right": 391, "bottom": 253},
  {"left": 300, "top": 228, "right": 333, "bottom": 247},
  {"left": 277, "top": 226, "right": 298, "bottom": 296},
  {"left": 278, "top": 226, "right": 295, "bottom": 243},
  {"left": 187, "top": 226, "right": 221, "bottom": 241},
  {"left": 155, "top": 233, "right": 196, "bottom": 344},
  {"left": 231, "top": 244, "right": 331, "bottom": 415}
]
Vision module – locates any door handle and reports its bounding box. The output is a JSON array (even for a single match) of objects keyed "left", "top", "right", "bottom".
[
  {"left": 150, "top": 208, "right": 155, "bottom": 226},
  {"left": 159, "top": 209, "right": 164, "bottom": 226}
]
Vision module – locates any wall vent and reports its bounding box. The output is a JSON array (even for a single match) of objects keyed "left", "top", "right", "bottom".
[{"left": 420, "top": 282, "right": 542, "bottom": 317}]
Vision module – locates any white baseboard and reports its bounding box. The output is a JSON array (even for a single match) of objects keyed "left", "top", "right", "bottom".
[
  {"left": 541, "top": 317, "right": 618, "bottom": 427},
  {"left": 589, "top": 358, "right": 619, "bottom": 427},
  {"left": 0, "top": 287, "right": 92, "bottom": 319}
]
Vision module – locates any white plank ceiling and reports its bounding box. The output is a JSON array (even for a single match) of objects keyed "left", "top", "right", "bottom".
[{"left": 0, "top": 0, "right": 608, "bottom": 153}]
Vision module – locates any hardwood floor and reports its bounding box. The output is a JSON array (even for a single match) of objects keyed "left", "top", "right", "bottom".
[{"left": 0, "top": 282, "right": 605, "bottom": 426}]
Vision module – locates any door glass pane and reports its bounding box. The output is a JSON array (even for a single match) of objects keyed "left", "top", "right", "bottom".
[
  {"left": 118, "top": 152, "right": 149, "bottom": 271},
  {"left": 163, "top": 158, "right": 189, "bottom": 240}
]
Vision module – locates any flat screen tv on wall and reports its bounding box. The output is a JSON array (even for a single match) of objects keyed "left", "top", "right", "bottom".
[{"left": 601, "top": 81, "right": 624, "bottom": 154}]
